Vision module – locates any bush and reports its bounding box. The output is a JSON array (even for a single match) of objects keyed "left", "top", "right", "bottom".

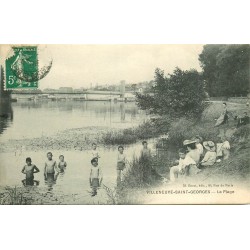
[
  {"left": 232, "top": 124, "right": 250, "bottom": 142},
  {"left": 102, "top": 129, "right": 137, "bottom": 145},
  {"left": 136, "top": 67, "right": 208, "bottom": 119},
  {"left": 0, "top": 186, "right": 29, "bottom": 205},
  {"left": 167, "top": 117, "right": 219, "bottom": 148},
  {"left": 102, "top": 119, "right": 170, "bottom": 145}
]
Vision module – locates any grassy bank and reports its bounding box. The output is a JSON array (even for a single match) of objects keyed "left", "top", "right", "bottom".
[
  {"left": 113, "top": 102, "right": 250, "bottom": 204},
  {"left": 102, "top": 118, "right": 169, "bottom": 145},
  {"left": 102, "top": 102, "right": 249, "bottom": 147},
  {"left": 102, "top": 155, "right": 164, "bottom": 205},
  {"left": 1, "top": 102, "right": 249, "bottom": 205}
]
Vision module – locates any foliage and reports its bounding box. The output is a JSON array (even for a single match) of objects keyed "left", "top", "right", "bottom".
[
  {"left": 102, "top": 183, "right": 117, "bottom": 204},
  {"left": 102, "top": 129, "right": 137, "bottom": 145},
  {"left": 102, "top": 155, "right": 162, "bottom": 205},
  {"left": 102, "top": 119, "right": 170, "bottom": 145},
  {"left": 0, "top": 66, "right": 12, "bottom": 98},
  {"left": 199, "top": 44, "right": 250, "bottom": 97},
  {"left": 232, "top": 124, "right": 250, "bottom": 143},
  {"left": 136, "top": 67, "right": 208, "bottom": 120},
  {"left": 0, "top": 186, "right": 29, "bottom": 205},
  {"left": 167, "top": 118, "right": 219, "bottom": 148}
]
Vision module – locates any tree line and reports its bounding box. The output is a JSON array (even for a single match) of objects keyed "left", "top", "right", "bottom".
[
  {"left": 199, "top": 44, "right": 249, "bottom": 97},
  {"left": 136, "top": 44, "right": 250, "bottom": 119}
]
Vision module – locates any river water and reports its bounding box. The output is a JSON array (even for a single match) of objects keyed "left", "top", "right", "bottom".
[
  {"left": 0, "top": 100, "right": 156, "bottom": 203},
  {"left": 0, "top": 100, "right": 146, "bottom": 141}
]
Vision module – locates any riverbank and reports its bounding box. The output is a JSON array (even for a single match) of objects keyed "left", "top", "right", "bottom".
[
  {"left": 0, "top": 101, "right": 249, "bottom": 205},
  {"left": 114, "top": 124, "right": 250, "bottom": 204},
  {"left": 0, "top": 185, "right": 113, "bottom": 205},
  {"left": 0, "top": 126, "right": 121, "bottom": 153},
  {"left": 113, "top": 102, "right": 250, "bottom": 204}
]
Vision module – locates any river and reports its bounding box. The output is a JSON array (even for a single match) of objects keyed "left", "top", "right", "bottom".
[
  {"left": 0, "top": 99, "right": 146, "bottom": 141},
  {"left": 0, "top": 99, "right": 155, "bottom": 203}
]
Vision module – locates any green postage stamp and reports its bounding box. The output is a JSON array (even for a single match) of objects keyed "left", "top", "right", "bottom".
[
  {"left": 5, "top": 46, "right": 38, "bottom": 89},
  {"left": 0, "top": 44, "right": 249, "bottom": 205}
]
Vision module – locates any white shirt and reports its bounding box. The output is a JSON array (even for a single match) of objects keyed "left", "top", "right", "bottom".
[
  {"left": 178, "top": 155, "right": 196, "bottom": 171},
  {"left": 222, "top": 141, "right": 230, "bottom": 150},
  {"left": 201, "top": 151, "right": 216, "bottom": 165},
  {"left": 196, "top": 143, "right": 204, "bottom": 155},
  {"left": 187, "top": 149, "right": 201, "bottom": 164},
  {"left": 216, "top": 141, "right": 230, "bottom": 157},
  {"left": 90, "top": 166, "right": 103, "bottom": 179}
]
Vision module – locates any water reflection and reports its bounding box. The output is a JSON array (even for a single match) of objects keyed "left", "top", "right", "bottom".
[
  {"left": 45, "top": 172, "right": 59, "bottom": 191},
  {"left": 0, "top": 100, "right": 13, "bottom": 135},
  {"left": 22, "top": 179, "right": 40, "bottom": 186},
  {"left": 0, "top": 100, "right": 145, "bottom": 141},
  {"left": 11, "top": 99, "right": 140, "bottom": 116},
  {"left": 120, "top": 103, "right": 125, "bottom": 121},
  {"left": 44, "top": 167, "right": 67, "bottom": 191}
]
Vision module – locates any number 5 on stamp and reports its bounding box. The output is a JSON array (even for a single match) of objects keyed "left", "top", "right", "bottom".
[{"left": 5, "top": 46, "right": 38, "bottom": 90}]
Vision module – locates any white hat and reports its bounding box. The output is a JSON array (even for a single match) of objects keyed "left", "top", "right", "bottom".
[
  {"left": 183, "top": 139, "right": 196, "bottom": 146},
  {"left": 203, "top": 141, "right": 215, "bottom": 151}
]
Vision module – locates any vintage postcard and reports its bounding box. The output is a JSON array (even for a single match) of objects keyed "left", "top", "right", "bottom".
[{"left": 0, "top": 44, "right": 249, "bottom": 205}]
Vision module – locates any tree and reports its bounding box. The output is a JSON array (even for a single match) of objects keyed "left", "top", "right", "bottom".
[
  {"left": 136, "top": 67, "right": 207, "bottom": 120},
  {"left": 216, "top": 45, "right": 250, "bottom": 96},
  {"left": 199, "top": 44, "right": 250, "bottom": 97},
  {"left": 0, "top": 66, "right": 11, "bottom": 98},
  {"left": 199, "top": 45, "right": 225, "bottom": 96}
]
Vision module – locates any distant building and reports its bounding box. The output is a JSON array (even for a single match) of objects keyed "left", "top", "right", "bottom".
[
  {"left": 12, "top": 88, "right": 42, "bottom": 94},
  {"left": 73, "top": 88, "right": 82, "bottom": 93},
  {"left": 58, "top": 87, "right": 73, "bottom": 93},
  {"left": 43, "top": 88, "right": 58, "bottom": 93}
]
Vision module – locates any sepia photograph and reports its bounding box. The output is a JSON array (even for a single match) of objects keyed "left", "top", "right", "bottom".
[
  {"left": 1, "top": 2, "right": 250, "bottom": 250},
  {"left": 0, "top": 44, "right": 249, "bottom": 205}
]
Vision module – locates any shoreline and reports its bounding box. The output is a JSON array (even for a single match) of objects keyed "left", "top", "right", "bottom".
[
  {"left": 0, "top": 126, "right": 122, "bottom": 153},
  {"left": 0, "top": 185, "right": 112, "bottom": 205}
]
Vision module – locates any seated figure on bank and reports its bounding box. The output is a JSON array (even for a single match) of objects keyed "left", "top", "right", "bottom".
[
  {"left": 169, "top": 148, "right": 197, "bottom": 182},
  {"left": 199, "top": 141, "right": 217, "bottom": 168}
]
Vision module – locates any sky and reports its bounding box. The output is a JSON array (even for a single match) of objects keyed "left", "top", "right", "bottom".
[{"left": 1, "top": 44, "right": 204, "bottom": 89}]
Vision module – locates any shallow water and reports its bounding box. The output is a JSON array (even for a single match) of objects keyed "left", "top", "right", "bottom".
[
  {"left": 0, "top": 141, "right": 156, "bottom": 202},
  {"left": 0, "top": 100, "right": 155, "bottom": 203}
]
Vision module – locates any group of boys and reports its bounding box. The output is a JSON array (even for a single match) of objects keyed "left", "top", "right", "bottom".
[{"left": 21, "top": 152, "right": 67, "bottom": 187}]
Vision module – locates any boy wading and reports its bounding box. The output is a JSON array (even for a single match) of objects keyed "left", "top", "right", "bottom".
[
  {"left": 21, "top": 157, "right": 40, "bottom": 186},
  {"left": 89, "top": 158, "right": 103, "bottom": 197}
]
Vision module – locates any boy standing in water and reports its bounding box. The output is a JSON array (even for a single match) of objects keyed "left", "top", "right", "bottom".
[
  {"left": 117, "top": 145, "right": 126, "bottom": 184},
  {"left": 44, "top": 152, "right": 57, "bottom": 180},
  {"left": 58, "top": 155, "right": 67, "bottom": 172},
  {"left": 89, "top": 157, "right": 103, "bottom": 196},
  {"left": 21, "top": 157, "right": 40, "bottom": 186}
]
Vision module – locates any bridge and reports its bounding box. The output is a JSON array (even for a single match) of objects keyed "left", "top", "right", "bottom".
[
  {"left": 42, "top": 90, "right": 122, "bottom": 95},
  {"left": 11, "top": 90, "right": 137, "bottom": 101}
]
